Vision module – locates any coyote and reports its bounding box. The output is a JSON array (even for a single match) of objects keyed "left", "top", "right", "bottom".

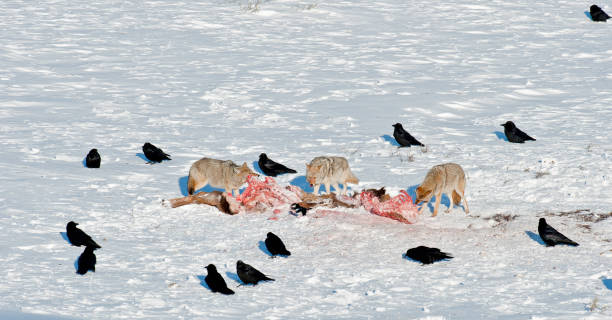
[
  {"left": 187, "top": 158, "right": 258, "bottom": 196},
  {"left": 305, "top": 156, "right": 359, "bottom": 195},
  {"left": 415, "top": 163, "right": 469, "bottom": 217}
]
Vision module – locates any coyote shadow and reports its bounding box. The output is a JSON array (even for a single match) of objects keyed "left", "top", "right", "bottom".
[
  {"left": 426, "top": 194, "right": 451, "bottom": 213},
  {"left": 290, "top": 176, "right": 353, "bottom": 194},
  {"left": 381, "top": 135, "right": 401, "bottom": 147},
  {"left": 406, "top": 184, "right": 419, "bottom": 203},
  {"left": 494, "top": 131, "right": 508, "bottom": 142},
  {"left": 178, "top": 176, "right": 190, "bottom": 196},
  {"left": 178, "top": 176, "right": 231, "bottom": 196},
  {"left": 406, "top": 184, "right": 467, "bottom": 213},
  {"left": 525, "top": 231, "right": 546, "bottom": 245},
  {"left": 290, "top": 176, "right": 314, "bottom": 193}
]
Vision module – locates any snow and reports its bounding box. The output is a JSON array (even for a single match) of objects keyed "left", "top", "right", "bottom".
[{"left": 1, "top": 0, "right": 611, "bottom": 318}]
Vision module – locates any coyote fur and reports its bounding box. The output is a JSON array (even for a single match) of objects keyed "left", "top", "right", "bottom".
[
  {"left": 415, "top": 163, "right": 469, "bottom": 217},
  {"left": 187, "top": 158, "right": 258, "bottom": 196},
  {"left": 305, "top": 156, "right": 359, "bottom": 195}
]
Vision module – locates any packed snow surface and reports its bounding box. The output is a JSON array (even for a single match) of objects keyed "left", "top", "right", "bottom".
[{"left": 1, "top": 0, "right": 611, "bottom": 319}]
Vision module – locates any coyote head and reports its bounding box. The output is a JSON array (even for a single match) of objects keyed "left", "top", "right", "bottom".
[
  {"left": 237, "top": 162, "right": 258, "bottom": 180},
  {"left": 305, "top": 163, "right": 322, "bottom": 186},
  {"left": 415, "top": 186, "right": 433, "bottom": 204}
]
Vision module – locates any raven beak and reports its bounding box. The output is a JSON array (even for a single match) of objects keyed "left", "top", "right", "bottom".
[{"left": 500, "top": 124, "right": 504, "bottom": 126}]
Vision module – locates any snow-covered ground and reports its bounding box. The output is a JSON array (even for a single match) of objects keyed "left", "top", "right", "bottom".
[{"left": 1, "top": 0, "right": 611, "bottom": 318}]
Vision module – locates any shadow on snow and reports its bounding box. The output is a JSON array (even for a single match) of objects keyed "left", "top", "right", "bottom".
[
  {"left": 603, "top": 278, "right": 612, "bottom": 291},
  {"left": 197, "top": 275, "right": 211, "bottom": 291},
  {"left": 177, "top": 176, "right": 245, "bottom": 197},
  {"left": 525, "top": 231, "right": 546, "bottom": 246},
  {"left": 258, "top": 241, "right": 273, "bottom": 257},
  {"left": 290, "top": 175, "right": 353, "bottom": 194},
  {"left": 135, "top": 153, "right": 170, "bottom": 164},
  {"left": 494, "top": 131, "right": 508, "bottom": 142},
  {"left": 380, "top": 134, "right": 401, "bottom": 147},
  {"left": 225, "top": 271, "right": 245, "bottom": 286},
  {"left": 252, "top": 161, "right": 264, "bottom": 175}
]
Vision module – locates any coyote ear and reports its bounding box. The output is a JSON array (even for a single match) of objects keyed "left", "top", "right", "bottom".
[
  {"left": 241, "top": 162, "right": 248, "bottom": 168},
  {"left": 306, "top": 163, "right": 310, "bottom": 168},
  {"left": 420, "top": 189, "right": 432, "bottom": 197}
]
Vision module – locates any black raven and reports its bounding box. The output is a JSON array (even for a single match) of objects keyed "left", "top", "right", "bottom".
[
  {"left": 500, "top": 121, "right": 535, "bottom": 143},
  {"left": 265, "top": 232, "right": 291, "bottom": 257},
  {"left": 236, "top": 260, "right": 274, "bottom": 285},
  {"left": 405, "top": 246, "right": 453, "bottom": 264},
  {"left": 142, "top": 142, "right": 171, "bottom": 163},
  {"left": 392, "top": 123, "right": 424, "bottom": 147},
  {"left": 66, "top": 221, "right": 101, "bottom": 249},
  {"left": 538, "top": 218, "right": 579, "bottom": 247},
  {"left": 205, "top": 264, "right": 235, "bottom": 295}
]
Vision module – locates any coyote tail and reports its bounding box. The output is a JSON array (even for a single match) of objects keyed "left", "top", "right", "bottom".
[
  {"left": 452, "top": 190, "right": 461, "bottom": 205},
  {"left": 187, "top": 174, "right": 196, "bottom": 195}
]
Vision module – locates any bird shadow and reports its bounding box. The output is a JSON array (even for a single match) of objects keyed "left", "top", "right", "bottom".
[
  {"left": 196, "top": 275, "right": 211, "bottom": 290},
  {"left": 585, "top": 11, "right": 593, "bottom": 21},
  {"left": 494, "top": 131, "right": 508, "bottom": 142},
  {"left": 525, "top": 231, "right": 546, "bottom": 245},
  {"left": 402, "top": 253, "right": 420, "bottom": 263},
  {"left": 381, "top": 135, "right": 401, "bottom": 147},
  {"left": 136, "top": 153, "right": 151, "bottom": 163},
  {"left": 603, "top": 278, "right": 612, "bottom": 291},
  {"left": 74, "top": 256, "right": 80, "bottom": 273},
  {"left": 60, "top": 232, "right": 71, "bottom": 245},
  {"left": 225, "top": 272, "right": 245, "bottom": 285},
  {"left": 252, "top": 161, "right": 264, "bottom": 175},
  {"left": 258, "top": 241, "right": 273, "bottom": 257},
  {"left": 82, "top": 157, "right": 88, "bottom": 168},
  {"left": 289, "top": 176, "right": 314, "bottom": 193}
]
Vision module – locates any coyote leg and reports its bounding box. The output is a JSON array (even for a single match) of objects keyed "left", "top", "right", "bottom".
[
  {"left": 461, "top": 190, "right": 469, "bottom": 214},
  {"left": 324, "top": 183, "right": 331, "bottom": 194},
  {"left": 445, "top": 192, "right": 453, "bottom": 213}
]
